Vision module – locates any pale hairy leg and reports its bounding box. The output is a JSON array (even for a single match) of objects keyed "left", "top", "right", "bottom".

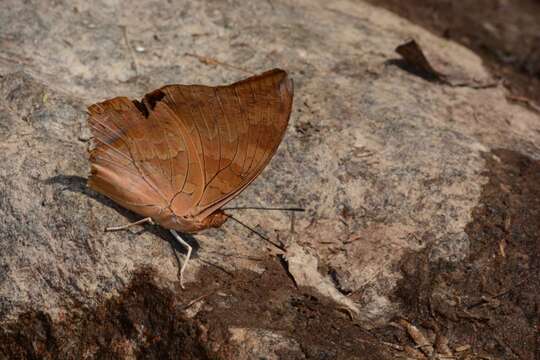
[
  {"left": 105, "top": 217, "right": 154, "bottom": 231},
  {"left": 170, "top": 229, "right": 192, "bottom": 289}
]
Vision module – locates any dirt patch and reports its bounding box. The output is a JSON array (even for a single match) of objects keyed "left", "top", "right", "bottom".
[
  {"left": 0, "top": 260, "right": 392, "bottom": 359},
  {"left": 366, "top": 0, "right": 540, "bottom": 107},
  {"left": 1, "top": 149, "right": 538, "bottom": 358},
  {"left": 0, "top": 269, "right": 208, "bottom": 359},
  {"left": 379, "top": 149, "right": 540, "bottom": 359}
]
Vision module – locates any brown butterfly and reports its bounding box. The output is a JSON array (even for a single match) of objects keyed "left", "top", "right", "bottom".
[{"left": 87, "top": 69, "right": 293, "bottom": 287}]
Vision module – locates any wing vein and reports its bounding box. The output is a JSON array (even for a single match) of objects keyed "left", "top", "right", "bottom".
[
  {"left": 199, "top": 94, "right": 221, "bottom": 176},
  {"left": 243, "top": 82, "right": 263, "bottom": 175},
  {"left": 215, "top": 88, "right": 239, "bottom": 170},
  {"left": 233, "top": 87, "right": 250, "bottom": 177},
  {"left": 92, "top": 156, "right": 141, "bottom": 177},
  {"left": 97, "top": 111, "right": 169, "bottom": 204}
]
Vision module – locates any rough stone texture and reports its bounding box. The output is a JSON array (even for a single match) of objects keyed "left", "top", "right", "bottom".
[
  {"left": 1, "top": 0, "right": 539, "bottom": 358},
  {"left": 224, "top": 327, "right": 305, "bottom": 359}
]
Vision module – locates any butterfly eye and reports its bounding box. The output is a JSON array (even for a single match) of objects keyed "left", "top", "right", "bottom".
[{"left": 173, "top": 214, "right": 188, "bottom": 223}]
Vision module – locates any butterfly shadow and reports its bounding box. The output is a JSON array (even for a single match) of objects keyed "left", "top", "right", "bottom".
[{"left": 44, "top": 175, "right": 200, "bottom": 259}]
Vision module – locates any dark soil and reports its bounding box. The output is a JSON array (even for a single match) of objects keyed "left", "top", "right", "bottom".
[
  {"left": 367, "top": 0, "right": 540, "bottom": 108},
  {"left": 0, "top": 261, "right": 391, "bottom": 359},
  {"left": 379, "top": 149, "right": 540, "bottom": 359}
]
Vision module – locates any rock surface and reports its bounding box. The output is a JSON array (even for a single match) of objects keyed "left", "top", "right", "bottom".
[{"left": 1, "top": 0, "right": 539, "bottom": 358}]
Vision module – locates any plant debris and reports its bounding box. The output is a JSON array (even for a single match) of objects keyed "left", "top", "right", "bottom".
[{"left": 395, "top": 39, "right": 497, "bottom": 88}]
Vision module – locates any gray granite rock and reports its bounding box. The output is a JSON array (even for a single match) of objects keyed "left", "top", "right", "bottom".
[{"left": 1, "top": 0, "right": 539, "bottom": 355}]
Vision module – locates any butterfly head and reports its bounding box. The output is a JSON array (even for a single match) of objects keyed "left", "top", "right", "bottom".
[
  {"left": 159, "top": 209, "right": 228, "bottom": 233},
  {"left": 203, "top": 210, "right": 228, "bottom": 229}
]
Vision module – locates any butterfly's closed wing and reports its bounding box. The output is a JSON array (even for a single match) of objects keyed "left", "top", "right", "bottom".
[
  {"left": 155, "top": 69, "right": 293, "bottom": 220},
  {"left": 87, "top": 69, "right": 293, "bottom": 232}
]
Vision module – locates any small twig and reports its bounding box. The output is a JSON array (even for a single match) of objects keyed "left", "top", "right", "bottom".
[
  {"left": 492, "top": 334, "right": 522, "bottom": 359},
  {"left": 120, "top": 25, "right": 139, "bottom": 76},
  {"left": 185, "top": 52, "right": 254, "bottom": 75},
  {"left": 0, "top": 52, "right": 32, "bottom": 65},
  {"left": 181, "top": 288, "right": 220, "bottom": 310},
  {"left": 506, "top": 94, "right": 540, "bottom": 113},
  {"left": 381, "top": 341, "right": 404, "bottom": 351},
  {"left": 399, "top": 319, "right": 434, "bottom": 357},
  {"left": 434, "top": 331, "right": 453, "bottom": 356},
  {"left": 466, "top": 279, "right": 527, "bottom": 309},
  {"left": 181, "top": 273, "right": 263, "bottom": 310}
]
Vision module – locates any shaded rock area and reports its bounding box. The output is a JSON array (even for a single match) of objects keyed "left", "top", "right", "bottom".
[
  {"left": 366, "top": 0, "right": 540, "bottom": 107},
  {"left": 0, "top": 0, "right": 539, "bottom": 358}
]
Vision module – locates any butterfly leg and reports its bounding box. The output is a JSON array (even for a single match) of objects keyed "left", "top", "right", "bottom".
[
  {"left": 105, "top": 217, "right": 154, "bottom": 231},
  {"left": 170, "top": 230, "right": 192, "bottom": 289}
]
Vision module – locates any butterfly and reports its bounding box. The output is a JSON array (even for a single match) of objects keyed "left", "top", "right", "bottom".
[{"left": 87, "top": 69, "right": 294, "bottom": 287}]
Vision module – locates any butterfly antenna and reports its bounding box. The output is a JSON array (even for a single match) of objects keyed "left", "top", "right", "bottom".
[
  {"left": 225, "top": 214, "right": 285, "bottom": 251},
  {"left": 223, "top": 206, "right": 305, "bottom": 212}
]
